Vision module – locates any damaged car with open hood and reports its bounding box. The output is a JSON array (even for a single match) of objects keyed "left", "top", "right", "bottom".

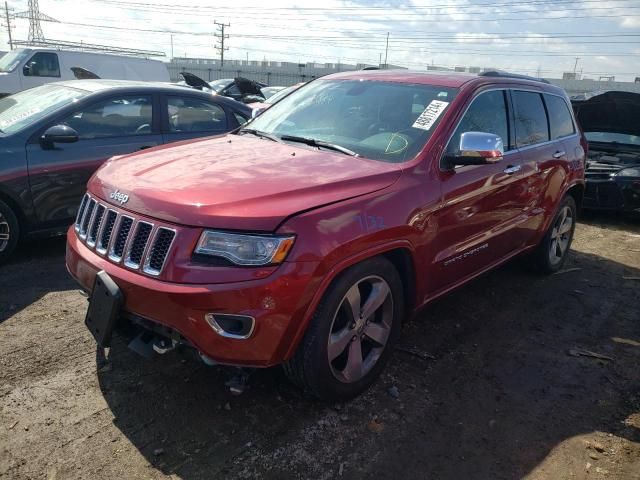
[{"left": 572, "top": 91, "right": 640, "bottom": 213}]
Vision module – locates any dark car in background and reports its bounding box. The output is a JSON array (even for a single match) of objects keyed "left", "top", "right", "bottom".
[
  {"left": 0, "top": 80, "right": 252, "bottom": 262},
  {"left": 572, "top": 91, "right": 640, "bottom": 213}
]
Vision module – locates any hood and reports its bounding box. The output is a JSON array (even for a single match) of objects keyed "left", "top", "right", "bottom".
[
  {"left": 234, "top": 77, "right": 264, "bottom": 96},
  {"left": 573, "top": 91, "right": 640, "bottom": 136},
  {"left": 89, "top": 135, "right": 402, "bottom": 231},
  {"left": 71, "top": 67, "right": 100, "bottom": 80},
  {"left": 179, "top": 72, "right": 211, "bottom": 90}
]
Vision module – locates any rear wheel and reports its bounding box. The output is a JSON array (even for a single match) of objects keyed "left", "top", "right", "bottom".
[
  {"left": 0, "top": 200, "right": 19, "bottom": 264},
  {"left": 284, "top": 256, "right": 403, "bottom": 401},
  {"left": 531, "top": 195, "right": 577, "bottom": 274}
]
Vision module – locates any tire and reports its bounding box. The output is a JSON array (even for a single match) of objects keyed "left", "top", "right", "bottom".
[
  {"left": 284, "top": 256, "right": 404, "bottom": 401},
  {"left": 531, "top": 195, "right": 577, "bottom": 274},
  {"left": 0, "top": 199, "right": 19, "bottom": 264}
]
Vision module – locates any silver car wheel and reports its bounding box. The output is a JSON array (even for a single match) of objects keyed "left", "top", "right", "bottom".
[
  {"left": 327, "top": 275, "right": 394, "bottom": 384},
  {"left": 0, "top": 212, "right": 10, "bottom": 253},
  {"left": 549, "top": 205, "right": 573, "bottom": 266}
]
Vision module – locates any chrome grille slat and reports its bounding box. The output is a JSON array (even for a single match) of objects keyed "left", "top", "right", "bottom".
[
  {"left": 87, "top": 204, "right": 106, "bottom": 247},
  {"left": 124, "top": 221, "right": 154, "bottom": 269},
  {"left": 76, "top": 193, "right": 175, "bottom": 275},
  {"left": 79, "top": 199, "right": 96, "bottom": 239},
  {"left": 108, "top": 215, "right": 134, "bottom": 262},
  {"left": 143, "top": 228, "right": 176, "bottom": 276},
  {"left": 96, "top": 210, "right": 117, "bottom": 255},
  {"left": 74, "top": 194, "right": 89, "bottom": 231}
]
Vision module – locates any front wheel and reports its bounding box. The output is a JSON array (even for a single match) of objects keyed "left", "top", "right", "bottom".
[
  {"left": 0, "top": 200, "right": 19, "bottom": 264},
  {"left": 531, "top": 195, "right": 577, "bottom": 274},
  {"left": 284, "top": 256, "right": 404, "bottom": 401}
]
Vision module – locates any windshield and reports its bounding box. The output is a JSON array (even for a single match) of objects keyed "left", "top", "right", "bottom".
[
  {"left": 209, "top": 79, "right": 233, "bottom": 92},
  {"left": 0, "top": 84, "right": 89, "bottom": 135},
  {"left": 585, "top": 131, "right": 640, "bottom": 146},
  {"left": 265, "top": 84, "right": 299, "bottom": 104},
  {"left": 0, "top": 50, "right": 30, "bottom": 73},
  {"left": 246, "top": 79, "right": 457, "bottom": 163}
]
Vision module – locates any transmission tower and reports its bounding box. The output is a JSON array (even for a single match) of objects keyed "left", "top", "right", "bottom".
[{"left": 14, "top": 0, "right": 58, "bottom": 43}]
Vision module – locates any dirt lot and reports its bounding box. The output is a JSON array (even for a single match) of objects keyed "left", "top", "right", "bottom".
[{"left": 1, "top": 213, "right": 639, "bottom": 480}]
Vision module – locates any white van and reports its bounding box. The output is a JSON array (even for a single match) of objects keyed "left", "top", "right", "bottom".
[{"left": 0, "top": 48, "right": 170, "bottom": 97}]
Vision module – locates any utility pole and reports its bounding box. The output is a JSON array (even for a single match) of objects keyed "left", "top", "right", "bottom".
[
  {"left": 573, "top": 57, "right": 580, "bottom": 74},
  {"left": 383, "top": 32, "right": 389, "bottom": 68},
  {"left": 170, "top": 34, "right": 174, "bottom": 60},
  {"left": 214, "top": 20, "right": 229, "bottom": 67},
  {"left": 3, "top": 1, "right": 13, "bottom": 49}
]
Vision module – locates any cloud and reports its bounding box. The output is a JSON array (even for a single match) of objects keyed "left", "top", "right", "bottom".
[{"left": 1, "top": 0, "right": 638, "bottom": 80}]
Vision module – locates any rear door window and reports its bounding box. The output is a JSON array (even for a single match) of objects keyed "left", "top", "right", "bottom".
[
  {"left": 23, "top": 52, "right": 60, "bottom": 78},
  {"left": 544, "top": 94, "right": 575, "bottom": 139},
  {"left": 512, "top": 91, "right": 549, "bottom": 147},
  {"left": 167, "top": 96, "right": 228, "bottom": 132}
]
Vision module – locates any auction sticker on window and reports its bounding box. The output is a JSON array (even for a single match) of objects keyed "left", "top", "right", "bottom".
[{"left": 412, "top": 100, "right": 449, "bottom": 131}]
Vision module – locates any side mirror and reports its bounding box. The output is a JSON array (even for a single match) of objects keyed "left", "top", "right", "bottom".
[
  {"left": 448, "top": 132, "right": 504, "bottom": 167},
  {"left": 251, "top": 107, "right": 267, "bottom": 118},
  {"left": 22, "top": 63, "right": 32, "bottom": 76},
  {"left": 40, "top": 125, "right": 79, "bottom": 149}
]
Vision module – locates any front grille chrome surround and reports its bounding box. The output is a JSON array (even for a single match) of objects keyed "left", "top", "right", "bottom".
[
  {"left": 75, "top": 193, "right": 176, "bottom": 276},
  {"left": 124, "top": 221, "right": 154, "bottom": 270},
  {"left": 108, "top": 215, "right": 134, "bottom": 263},
  {"left": 143, "top": 227, "right": 177, "bottom": 276}
]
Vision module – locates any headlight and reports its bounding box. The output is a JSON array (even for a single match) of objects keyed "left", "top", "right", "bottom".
[
  {"left": 194, "top": 231, "right": 295, "bottom": 266},
  {"left": 615, "top": 167, "right": 640, "bottom": 177}
]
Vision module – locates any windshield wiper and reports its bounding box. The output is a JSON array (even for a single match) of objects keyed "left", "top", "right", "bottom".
[
  {"left": 238, "top": 128, "right": 281, "bottom": 143},
  {"left": 280, "top": 135, "right": 359, "bottom": 157}
]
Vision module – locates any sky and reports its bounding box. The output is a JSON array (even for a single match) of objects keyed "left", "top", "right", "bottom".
[{"left": 1, "top": 0, "right": 640, "bottom": 80}]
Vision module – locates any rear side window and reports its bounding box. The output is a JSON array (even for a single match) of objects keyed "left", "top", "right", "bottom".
[
  {"left": 24, "top": 52, "right": 60, "bottom": 77},
  {"left": 445, "top": 89, "right": 510, "bottom": 156},
  {"left": 512, "top": 91, "right": 549, "bottom": 147},
  {"left": 167, "top": 96, "right": 227, "bottom": 132},
  {"left": 544, "top": 94, "right": 575, "bottom": 139}
]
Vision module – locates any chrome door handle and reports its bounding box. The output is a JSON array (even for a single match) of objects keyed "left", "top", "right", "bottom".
[
  {"left": 503, "top": 165, "right": 521, "bottom": 175},
  {"left": 552, "top": 151, "right": 566, "bottom": 159}
]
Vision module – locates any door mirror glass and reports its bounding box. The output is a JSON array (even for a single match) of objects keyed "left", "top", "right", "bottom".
[
  {"left": 453, "top": 131, "right": 504, "bottom": 166},
  {"left": 41, "top": 124, "right": 79, "bottom": 147}
]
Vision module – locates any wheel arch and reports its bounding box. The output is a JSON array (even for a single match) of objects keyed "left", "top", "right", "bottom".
[
  {"left": 280, "top": 240, "right": 417, "bottom": 362},
  {"left": 565, "top": 182, "right": 585, "bottom": 213},
  {"left": 0, "top": 188, "right": 26, "bottom": 236}
]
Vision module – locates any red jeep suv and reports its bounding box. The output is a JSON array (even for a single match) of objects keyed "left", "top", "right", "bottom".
[{"left": 66, "top": 70, "right": 586, "bottom": 400}]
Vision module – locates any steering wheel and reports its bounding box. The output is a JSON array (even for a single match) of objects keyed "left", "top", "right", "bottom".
[
  {"left": 135, "top": 124, "right": 151, "bottom": 134},
  {"left": 367, "top": 121, "right": 392, "bottom": 136}
]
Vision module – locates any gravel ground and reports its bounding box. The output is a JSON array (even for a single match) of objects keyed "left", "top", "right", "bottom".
[{"left": 1, "top": 212, "right": 639, "bottom": 480}]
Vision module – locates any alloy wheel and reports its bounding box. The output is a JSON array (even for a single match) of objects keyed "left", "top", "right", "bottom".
[
  {"left": 327, "top": 275, "right": 394, "bottom": 383},
  {"left": 0, "top": 212, "right": 10, "bottom": 253},
  {"left": 549, "top": 205, "right": 573, "bottom": 266}
]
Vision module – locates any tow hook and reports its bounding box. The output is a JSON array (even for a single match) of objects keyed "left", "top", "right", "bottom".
[
  {"left": 152, "top": 337, "right": 176, "bottom": 355},
  {"left": 225, "top": 368, "right": 251, "bottom": 396}
]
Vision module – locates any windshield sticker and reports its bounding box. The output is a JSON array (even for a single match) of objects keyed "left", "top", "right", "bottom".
[
  {"left": 0, "top": 108, "right": 41, "bottom": 129},
  {"left": 412, "top": 100, "right": 449, "bottom": 131}
]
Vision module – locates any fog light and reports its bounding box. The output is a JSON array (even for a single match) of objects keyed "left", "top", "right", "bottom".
[{"left": 205, "top": 313, "right": 255, "bottom": 339}]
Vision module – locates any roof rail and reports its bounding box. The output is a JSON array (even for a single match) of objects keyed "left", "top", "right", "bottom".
[{"left": 479, "top": 70, "right": 550, "bottom": 84}]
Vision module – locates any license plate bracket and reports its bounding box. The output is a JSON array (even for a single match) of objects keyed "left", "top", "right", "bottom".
[{"left": 85, "top": 270, "right": 123, "bottom": 347}]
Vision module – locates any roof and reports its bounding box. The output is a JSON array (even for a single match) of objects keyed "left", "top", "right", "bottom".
[
  {"left": 55, "top": 79, "right": 190, "bottom": 93},
  {"left": 322, "top": 69, "right": 565, "bottom": 93},
  {"left": 52, "top": 79, "right": 253, "bottom": 113}
]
